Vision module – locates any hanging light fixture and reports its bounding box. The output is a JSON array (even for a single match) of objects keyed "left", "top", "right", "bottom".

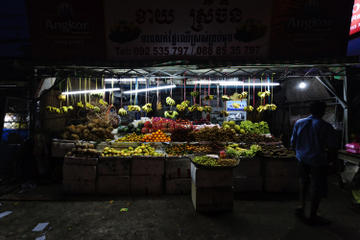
[
  {"left": 298, "top": 81, "right": 307, "bottom": 89},
  {"left": 123, "top": 84, "right": 176, "bottom": 94},
  {"left": 62, "top": 88, "right": 120, "bottom": 95}
]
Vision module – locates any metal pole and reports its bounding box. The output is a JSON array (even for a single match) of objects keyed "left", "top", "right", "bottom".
[
  {"left": 315, "top": 76, "right": 349, "bottom": 146},
  {"left": 343, "top": 75, "right": 349, "bottom": 145}
]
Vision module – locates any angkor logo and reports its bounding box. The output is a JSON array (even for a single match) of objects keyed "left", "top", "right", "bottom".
[
  {"left": 45, "top": 2, "right": 89, "bottom": 33},
  {"left": 57, "top": 2, "right": 73, "bottom": 19}
]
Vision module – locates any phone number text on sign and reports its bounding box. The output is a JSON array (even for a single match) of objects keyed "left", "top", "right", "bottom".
[{"left": 114, "top": 46, "right": 262, "bottom": 57}]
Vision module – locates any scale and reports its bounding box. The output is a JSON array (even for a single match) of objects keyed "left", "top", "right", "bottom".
[{"left": 225, "top": 100, "right": 247, "bottom": 121}]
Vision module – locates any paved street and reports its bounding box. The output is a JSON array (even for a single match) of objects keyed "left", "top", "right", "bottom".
[{"left": 0, "top": 182, "right": 359, "bottom": 240}]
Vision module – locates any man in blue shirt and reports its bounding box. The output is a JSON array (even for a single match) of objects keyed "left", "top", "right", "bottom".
[{"left": 291, "top": 101, "right": 338, "bottom": 225}]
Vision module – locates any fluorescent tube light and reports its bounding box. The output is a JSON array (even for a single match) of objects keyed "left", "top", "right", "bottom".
[
  {"left": 123, "top": 85, "right": 176, "bottom": 94},
  {"left": 62, "top": 88, "right": 120, "bottom": 95},
  {"left": 194, "top": 80, "right": 219, "bottom": 84},
  {"left": 105, "top": 78, "right": 146, "bottom": 82},
  {"left": 219, "top": 81, "right": 280, "bottom": 86}
]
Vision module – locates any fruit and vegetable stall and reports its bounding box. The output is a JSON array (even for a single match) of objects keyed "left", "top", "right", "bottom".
[{"left": 42, "top": 75, "right": 298, "bottom": 210}]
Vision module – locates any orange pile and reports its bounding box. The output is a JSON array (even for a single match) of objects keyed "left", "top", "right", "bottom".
[{"left": 142, "top": 130, "right": 171, "bottom": 142}]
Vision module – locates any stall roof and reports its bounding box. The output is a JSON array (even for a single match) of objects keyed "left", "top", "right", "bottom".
[{"left": 33, "top": 60, "right": 359, "bottom": 81}]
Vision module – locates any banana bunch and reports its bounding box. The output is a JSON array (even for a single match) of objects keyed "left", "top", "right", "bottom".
[
  {"left": 176, "top": 100, "right": 190, "bottom": 112},
  {"left": 221, "top": 95, "right": 230, "bottom": 101},
  {"left": 164, "top": 111, "right": 179, "bottom": 119},
  {"left": 264, "top": 104, "right": 277, "bottom": 111},
  {"left": 176, "top": 104, "right": 186, "bottom": 112},
  {"left": 204, "top": 105, "right": 212, "bottom": 113},
  {"left": 188, "top": 105, "right": 198, "bottom": 112},
  {"left": 230, "top": 92, "right": 248, "bottom": 100},
  {"left": 257, "top": 105, "right": 266, "bottom": 113},
  {"left": 220, "top": 110, "right": 229, "bottom": 117},
  {"left": 86, "top": 102, "right": 95, "bottom": 110},
  {"left": 233, "top": 103, "right": 240, "bottom": 109},
  {"left": 204, "top": 95, "right": 214, "bottom": 101},
  {"left": 46, "top": 106, "right": 60, "bottom": 114},
  {"left": 181, "top": 100, "right": 190, "bottom": 107},
  {"left": 58, "top": 94, "right": 66, "bottom": 101},
  {"left": 257, "top": 91, "right": 271, "bottom": 99},
  {"left": 142, "top": 103, "right": 152, "bottom": 113},
  {"left": 46, "top": 105, "right": 74, "bottom": 114},
  {"left": 244, "top": 106, "right": 254, "bottom": 112},
  {"left": 241, "top": 91, "right": 248, "bottom": 98},
  {"left": 197, "top": 106, "right": 204, "bottom": 112},
  {"left": 94, "top": 106, "right": 100, "bottom": 112},
  {"left": 77, "top": 102, "right": 84, "bottom": 108},
  {"left": 61, "top": 106, "right": 68, "bottom": 113},
  {"left": 118, "top": 108, "right": 127, "bottom": 116},
  {"left": 128, "top": 105, "right": 141, "bottom": 112},
  {"left": 99, "top": 99, "right": 108, "bottom": 106},
  {"left": 190, "top": 91, "right": 199, "bottom": 97},
  {"left": 156, "top": 102, "right": 162, "bottom": 111},
  {"left": 166, "top": 97, "right": 176, "bottom": 106},
  {"left": 230, "top": 92, "right": 241, "bottom": 101}
]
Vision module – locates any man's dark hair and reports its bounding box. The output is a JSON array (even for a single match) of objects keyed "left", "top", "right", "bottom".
[{"left": 310, "top": 101, "right": 326, "bottom": 117}]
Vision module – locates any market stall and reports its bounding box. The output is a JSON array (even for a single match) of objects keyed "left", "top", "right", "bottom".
[{"left": 33, "top": 66, "right": 304, "bottom": 196}]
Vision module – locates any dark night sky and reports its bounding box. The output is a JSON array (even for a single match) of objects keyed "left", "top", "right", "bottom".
[{"left": 0, "top": 0, "right": 29, "bottom": 57}]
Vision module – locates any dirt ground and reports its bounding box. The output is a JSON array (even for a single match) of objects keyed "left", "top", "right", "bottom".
[{"left": 0, "top": 181, "right": 359, "bottom": 240}]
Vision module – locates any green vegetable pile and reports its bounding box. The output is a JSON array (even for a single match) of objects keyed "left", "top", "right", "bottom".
[
  {"left": 193, "top": 156, "right": 220, "bottom": 166},
  {"left": 225, "top": 144, "right": 262, "bottom": 158},
  {"left": 192, "top": 156, "right": 237, "bottom": 167},
  {"left": 239, "top": 121, "right": 270, "bottom": 134}
]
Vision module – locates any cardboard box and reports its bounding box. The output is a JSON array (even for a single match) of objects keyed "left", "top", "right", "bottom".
[
  {"left": 165, "top": 157, "right": 191, "bottom": 179},
  {"left": 130, "top": 175, "right": 163, "bottom": 195},
  {"left": 190, "top": 163, "right": 233, "bottom": 188},
  {"left": 166, "top": 178, "right": 191, "bottom": 194},
  {"left": 64, "top": 156, "right": 98, "bottom": 166},
  {"left": 264, "top": 158, "right": 297, "bottom": 177},
  {"left": 233, "top": 176, "right": 263, "bottom": 192},
  {"left": 98, "top": 157, "right": 131, "bottom": 176},
  {"left": 96, "top": 176, "right": 130, "bottom": 195},
  {"left": 264, "top": 176, "right": 298, "bottom": 193},
  {"left": 63, "top": 179, "right": 95, "bottom": 194},
  {"left": 191, "top": 181, "right": 233, "bottom": 212},
  {"left": 131, "top": 157, "right": 165, "bottom": 176},
  {"left": 233, "top": 157, "right": 261, "bottom": 177},
  {"left": 63, "top": 164, "right": 96, "bottom": 181}
]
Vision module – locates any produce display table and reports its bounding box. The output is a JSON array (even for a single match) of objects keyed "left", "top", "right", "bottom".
[
  {"left": 59, "top": 138, "right": 297, "bottom": 196},
  {"left": 338, "top": 150, "right": 360, "bottom": 165},
  {"left": 262, "top": 156, "right": 298, "bottom": 193}
]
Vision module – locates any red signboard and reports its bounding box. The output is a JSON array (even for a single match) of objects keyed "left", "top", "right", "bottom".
[{"left": 350, "top": 0, "right": 360, "bottom": 36}]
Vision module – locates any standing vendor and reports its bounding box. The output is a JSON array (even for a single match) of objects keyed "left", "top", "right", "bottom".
[{"left": 291, "top": 101, "right": 338, "bottom": 225}]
